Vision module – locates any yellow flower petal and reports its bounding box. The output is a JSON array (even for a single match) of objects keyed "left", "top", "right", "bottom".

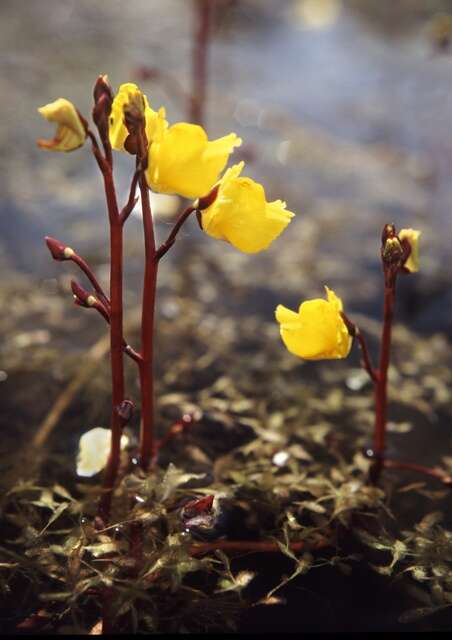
[
  {"left": 275, "top": 287, "right": 352, "bottom": 360},
  {"left": 399, "top": 228, "right": 421, "bottom": 273},
  {"left": 146, "top": 123, "right": 242, "bottom": 199},
  {"left": 200, "top": 162, "right": 294, "bottom": 253},
  {"left": 109, "top": 82, "right": 165, "bottom": 151},
  {"left": 37, "top": 98, "right": 86, "bottom": 152}
]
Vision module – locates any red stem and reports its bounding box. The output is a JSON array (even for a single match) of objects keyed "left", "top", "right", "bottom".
[
  {"left": 190, "top": 0, "right": 212, "bottom": 125},
  {"left": 189, "top": 537, "right": 330, "bottom": 557},
  {"left": 372, "top": 276, "right": 396, "bottom": 481},
  {"left": 138, "top": 175, "right": 157, "bottom": 470},
  {"left": 341, "top": 312, "right": 377, "bottom": 385},
  {"left": 119, "top": 168, "right": 140, "bottom": 225},
  {"left": 98, "top": 165, "right": 126, "bottom": 522},
  {"left": 155, "top": 206, "right": 196, "bottom": 261},
  {"left": 383, "top": 459, "right": 452, "bottom": 485},
  {"left": 355, "top": 330, "right": 378, "bottom": 385},
  {"left": 70, "top": 253, "right": 110, "bottom": 310}
]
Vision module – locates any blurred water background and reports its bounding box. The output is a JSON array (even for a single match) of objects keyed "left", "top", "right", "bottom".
[{"left": 1, "top": 0, "right": 452, "bottom": 468}]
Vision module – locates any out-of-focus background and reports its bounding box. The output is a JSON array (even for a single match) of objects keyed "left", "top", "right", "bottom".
[{"left": 1, "top": 0, "right": 452, "bottom": 472}]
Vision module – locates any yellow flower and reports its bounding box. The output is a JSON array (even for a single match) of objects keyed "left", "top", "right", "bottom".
[
  {"left": 37, "top": 98, "right": 86, "bottom": 152},
  {"left": 146, "top": 117, "right": 242, "bottom": 199},
  {"left": 109, "top": 82, "right": 166, "bottom": 151},
  {"left": 399, "top": 228, "right": 421, "bottom": 273},
  {"left": 275, "top": 287, "right": 352, "bottom": 360},
  {"left": 200, "top": 162, "right": 294, "bottom": 253}
]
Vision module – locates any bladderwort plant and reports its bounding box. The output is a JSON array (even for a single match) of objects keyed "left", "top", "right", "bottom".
[
  {"left": 276, "top": 223, "right": 452, "bottom": 486},
  {"left": 38, "top": 77, "right": 295, "bottom": 523}
]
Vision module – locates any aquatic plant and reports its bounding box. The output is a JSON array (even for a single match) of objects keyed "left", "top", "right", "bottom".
[
  {"left": 276, "top": 222, "right": 451, "bottom": 485},
  {"left": 38, "top": 76, "right": 294, "bottom": 523}
]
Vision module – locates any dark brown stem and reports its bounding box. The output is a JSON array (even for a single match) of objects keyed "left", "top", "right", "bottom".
[
  {"left": 190, "top": 0, "right": 212, "bottom": 125},
  {"left": 382, "top": 459, "right": 452, "bottom": 485},
  {"left": 371, "top": 274, "right": 396, "bottom": 483},
  {"left": 138, "top": 175, "right": 157, "bottom": 470},
  {"left": 155, "top": 206, "right": 196, "bottom": 261}
]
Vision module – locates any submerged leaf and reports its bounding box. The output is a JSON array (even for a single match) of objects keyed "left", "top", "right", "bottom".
[
  {"left": 38, "top": 502, "right": 69, "bottom": 537},
  {"left": 157, "top": 463, "right": 206, "bottom": 502}
]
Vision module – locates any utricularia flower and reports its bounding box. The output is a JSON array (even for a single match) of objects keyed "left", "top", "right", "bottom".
[
  {"left": 199, "top": 162, "right": 295, "bottom": 253},
  {"left": 275, "top": 287, "right": 352, "bottom": 360},
  {"left": 37, "top": 98, "right": 86, "bottom": 152},
  {"left": 38, "top": 80, "right": 294, "bottom": 254}
]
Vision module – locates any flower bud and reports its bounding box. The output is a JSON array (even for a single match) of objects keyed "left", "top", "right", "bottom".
[
  {"left": 71, "top": 279, "right": 95, "bottom": 308},
  {"left": 382, "top": 236, "right": 403, "bottom": 264},
  {"left": 92, "top": 75, "right": 114, "bottom": 142},
  {"left": 45, "top": 236, "right": 74, "bottom": 261}
]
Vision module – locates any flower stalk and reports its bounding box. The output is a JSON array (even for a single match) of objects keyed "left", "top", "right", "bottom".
[
  {"left": 96, "top": 149, "right": 126, "bottom": 523},
  {"left": 138, "top": 170, "right": 157, "bottom": 470},
  {"left": 371, "top": 273, "right": 396, "bottom": 480}
]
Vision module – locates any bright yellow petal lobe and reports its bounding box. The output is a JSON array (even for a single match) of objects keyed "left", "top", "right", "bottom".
[
  {"left": 146, "top": 123, "right": 242, "bottom": 199},
  {"left": 200, "top": 162, "right": 294, "bottom": 253},
  {"left": 37, "top": 98, "right": 86, "bottom": 152},
  {"left": 275, "top": 287, "right": 352, "bottom": 360},
  {"left": 399, "top": 228, "right": 421, "bottom": 273},
  {"left": 109, "top": 82, "right": 165, "bottom": 151}
]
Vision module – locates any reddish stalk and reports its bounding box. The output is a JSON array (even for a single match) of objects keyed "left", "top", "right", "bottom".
[
  {"left": 341, "top": 312, "right": 377, "bottom": 385},
  {"left": 155, "top": 206, "right": 196, "bottom": 260},
  {"left": 91, "top": 141, "right": 126, "bottom": 523},
  {"left": 371, "top": 274, "right": 396, "bottom": 483},
  {"left": 138, "top": 173, "right": 157, "bottom": 470},
  {"left": 70, "top": 253, "right": 111, "bottom": 310},
  {"left": 190, "top": 0, "right": 212, "bottom": 125},
  {"left": 383, "top": 459, "right": 452, "bottom": 485},
  {"left": 189, "top": 537, "right": 330, "bottom": 557}
]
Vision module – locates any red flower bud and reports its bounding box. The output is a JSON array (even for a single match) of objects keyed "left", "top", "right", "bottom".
[
  {"left": 92, "top": 75, "right": 114, "bottom": 143},
  {"left": 45, "top": 236, "right": 74, "bottom": 261},
  {"left": 71, "top": 279, "right": 96, "bottom": 308}
]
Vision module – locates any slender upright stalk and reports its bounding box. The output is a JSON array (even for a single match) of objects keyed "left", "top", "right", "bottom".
[
  {"left": 98, "top": 163, "right": 126, "bottom": 521},
  {"left": 373, "top": 280, "right": 395, "bottom": 459},
  {"left": 138, "top": 174, "right": 157, "bottom": 469},
  {"left": 190, "top": 0, "right": 212, "bottom": 125}
]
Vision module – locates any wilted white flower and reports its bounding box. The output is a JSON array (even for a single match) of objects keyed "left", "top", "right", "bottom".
[{"left": 76, "top": 427, "right": 129, "bottom": 477}]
